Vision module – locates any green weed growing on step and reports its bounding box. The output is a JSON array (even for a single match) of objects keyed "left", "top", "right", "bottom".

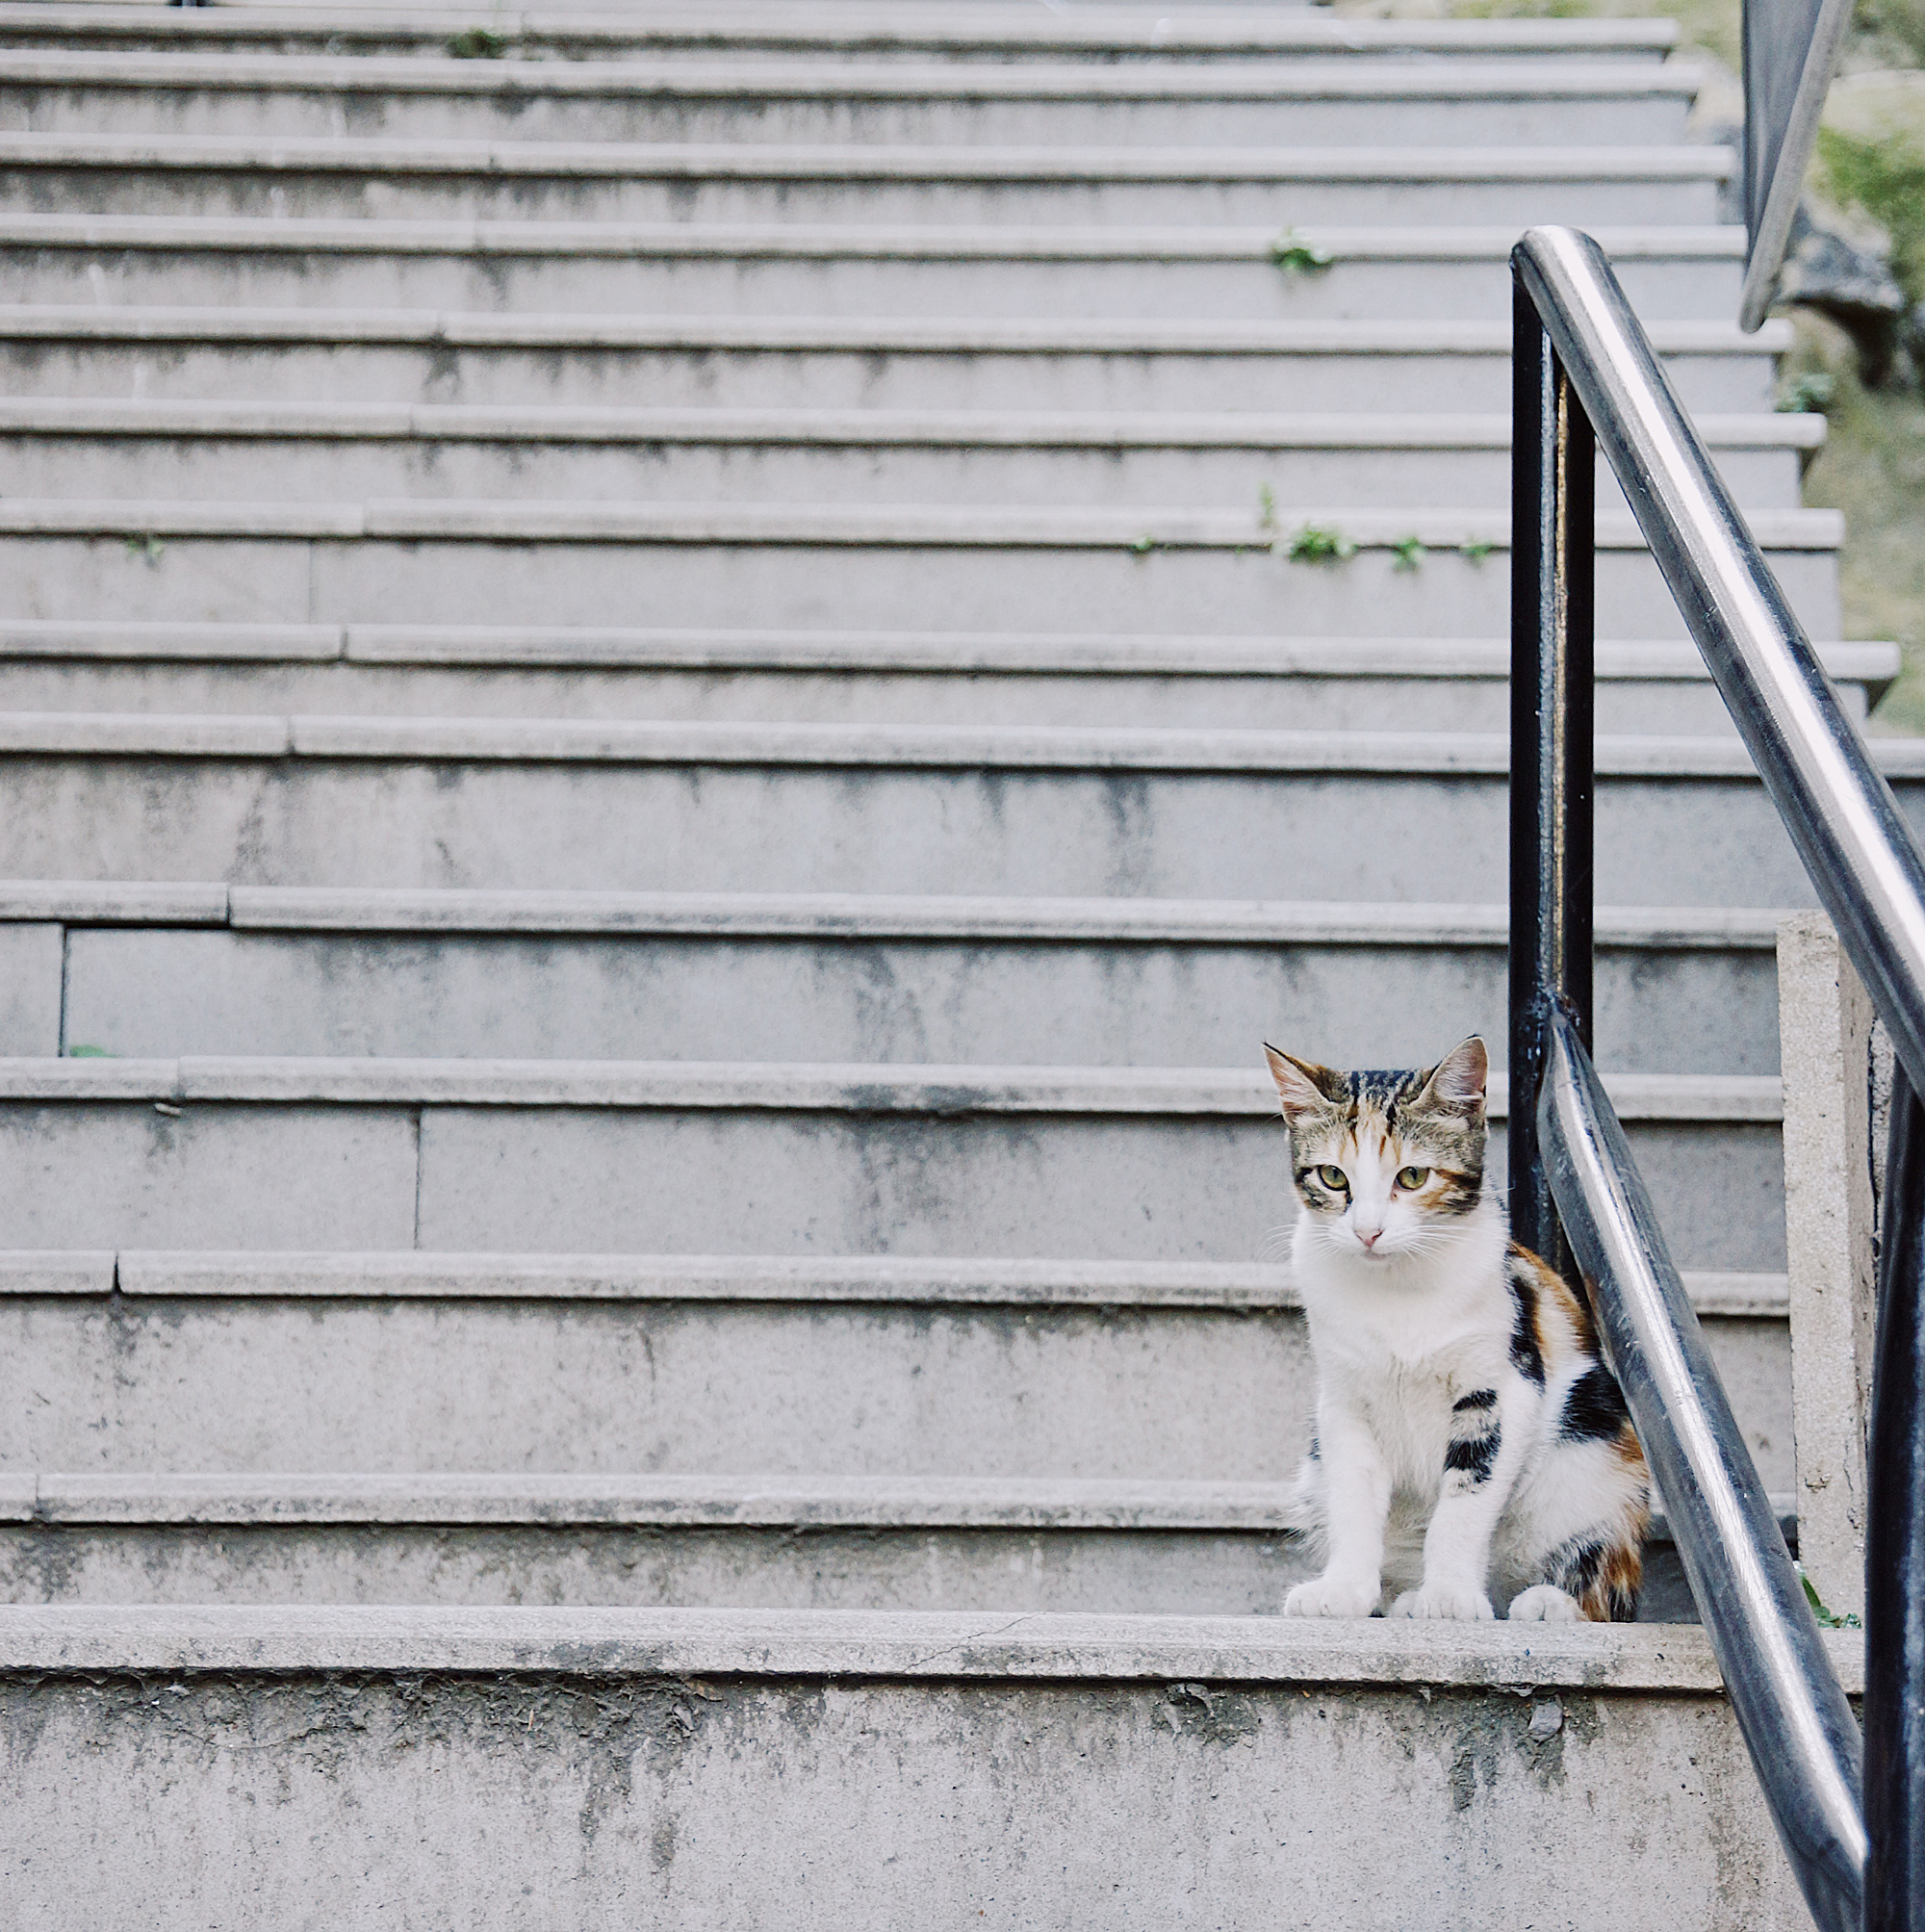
[
  {"left": 1799, "top": 1566, "right": 1862, "bottom": 1630},
  {"left": 1132, "top": 534, "right": 1157, "bottom": 554},
  {"left": 1816, "top": 125, "right": 1925, "bottom": 304},
  {"left": 64, "top": 1045, "right": 113, "bottom": 1058},
  {"left": 1257, "top": 482, "right": 1277, "bottom": 531},
  {"left": 448, "top": 27, "right": 510, "bottom": 58},
  {"left": 1270, "top": 230, "right": 1333, "bottom": 274},
  {"left": 1779, "top": 371, "right": 1837, "bottom": 414},
  {"left": 1459, "top": 539, "right": 1494, "bottom": 565},
  {"left": 1286, "top": 523, "right": 1355, "bottom": 564},
  {"left": 125, "top": 533, "right": 164, "bottom": 566},
  {"left": 1391, "top": 535, "right": 1424, "bottom": 572}
]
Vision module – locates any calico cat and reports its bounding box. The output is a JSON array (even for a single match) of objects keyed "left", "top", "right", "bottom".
[{"left": 1265, "top": 1035, "right": 1649, "bottom": 1623}]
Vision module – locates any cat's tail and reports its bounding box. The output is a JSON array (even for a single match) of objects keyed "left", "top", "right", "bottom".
[{"left": 1538, "top": 1496, "right": 1650, "bottom": 1622}]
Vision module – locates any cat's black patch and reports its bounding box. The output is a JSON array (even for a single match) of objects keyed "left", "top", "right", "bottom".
[
  {"left": 1559, "top": 1364, "right": 1631, "bottom": 1444},
  {"left": 1507, "top": 1267, "right": 1546, "bottom": 1387},
  {"left": 1452, "top": 1388, "right": 1498, "bottom": 1413},
  {"left": 1445, "top": 1426, "right": 1502, "bottom": 1482}
]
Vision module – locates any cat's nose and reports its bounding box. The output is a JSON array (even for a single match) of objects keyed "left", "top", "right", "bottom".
[{"left": 1356, "top": 1227, "right": 1382, "bottom": 1249}]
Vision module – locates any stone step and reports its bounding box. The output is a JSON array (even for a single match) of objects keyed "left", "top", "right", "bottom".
[
  {"left": 0, "top": 501, "right": 1838, "bottom": 637},
  {"left": 0, "top": 628, "right": 1891, "bottom": 734},
  {"left": 0, "top": 9, "right": 1687, "bottom": 64},
  {"left": 0, "top": 711, "right": 1883, "bottom": 905},
  {"left": 0, "top": 1058, "right": 1788, "bottom": 1268},
  {"left": 0, "top": 75, "right": 1702, "bottom": 153},
  {"left": 0, "top": 214, "right": 1746, "bottom": 319},
  {"left": 0, "top": 402, "right": 1813, "bottom": 512},
  {"left": 0, "top": 1471, "right": 1791, "bottom": 1622},
  {"left": 31, "top": 890, "right": 1795, "bottom": 1073},
  {"left": 0, "top": 309, "right": 1793, "bottom": 414},
  {"left": 0, "top": 1605, "right": 1851, "bottom": 1929},
  {"left": 0, "top": 136, "right": 1731, "bottom": 227},
  {"left": 0, "top": 1250, "right": 1794, "bottom": 1489}
]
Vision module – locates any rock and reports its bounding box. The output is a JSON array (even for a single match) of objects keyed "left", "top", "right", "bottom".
[{"left": 1778, "top": 203, "right": 1910, "bottom": 383}]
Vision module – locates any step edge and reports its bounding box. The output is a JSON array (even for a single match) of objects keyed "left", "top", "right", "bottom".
[
  {"left": 0, "top": 1056, "right": 1787, "bottom": 1119},
  {"left": 0, "top": 1602, "right": 1859, "bottom": 1694}
]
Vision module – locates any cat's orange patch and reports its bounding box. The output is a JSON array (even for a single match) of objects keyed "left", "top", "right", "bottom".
[{"left": 1579, "top": 1539, "right": 1645, "bottom": 1623}]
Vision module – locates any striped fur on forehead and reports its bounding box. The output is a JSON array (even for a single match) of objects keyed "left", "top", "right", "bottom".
[{"left": 1283, "top": 1060, "right": 1487, "bottom": 1209}]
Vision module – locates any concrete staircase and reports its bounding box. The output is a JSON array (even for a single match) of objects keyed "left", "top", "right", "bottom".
[{"left": 0, "top": 1, "right": 1885, "bottom": 1919}]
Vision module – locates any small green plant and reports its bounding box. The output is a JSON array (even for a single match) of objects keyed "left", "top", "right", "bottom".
[
  {"left": 448, "top": 26, "right": 509, "bottom": 57},
  {"left": 1270, "top": 229, "right": 1333, "bottom": 274},
  {"left": 64, "top": 1043, "right": 113, "bottom": 1058},
  {"left": 1391, "top": 535, "right": 1424, "bottom": 573},
  {"left": 1780, "top": 371, "right": 1837, "bottom": 415},
  {"left": 1800, "top": 1567, "right": 1862, "bottom": 1630},
  {"left": 125, "top": 533, "right": 164, "bottom": 565},
  {"left": 1816, "top": 125, "right": 1925, "bottom": 305},
  {"left": 1459, "top": 538, "right": 1494, "bottom": 565},
  {"left": 1131, "top": 533, "right": 1157, "bottom": 555},
  {"left": 1286, "top": 523, "right": 1355, "bottom": 564},
  {"left": 1257, "top": 482, "right": 1277, "bottom": 530}
]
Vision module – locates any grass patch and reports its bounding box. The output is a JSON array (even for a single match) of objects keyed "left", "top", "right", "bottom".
[
  {"left": 1270, "top": 230, "right": 1334, "bottom": 273},
  {"left": 1786, "top": 312, "right": 1925, "bottom": 728},
  {"left": 1814, "top": 121, "right": 1925, "bottom": 298},
  {"left": 448, "top": 26, "right": 510, "bottom": 58},
  {"left": 1287, "top": 523, "right": 1357, "bottom": 562}
]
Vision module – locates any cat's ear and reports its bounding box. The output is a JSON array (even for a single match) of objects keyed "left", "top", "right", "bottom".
[
  {"left": 1265, "top": 1044, "right": 1343, "bottom": 1126},
  {"left": 1420, "top": 1036, "right": 1488, "bottom": 1113}
]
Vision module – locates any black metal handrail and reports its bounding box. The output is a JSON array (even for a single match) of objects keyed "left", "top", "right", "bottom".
[
  {"left": 1510, "top": 224, "right": 1924, "bottom": 1932},
  {"left": 1739, "top": 0, "right": 1855, "bottom": 332}
]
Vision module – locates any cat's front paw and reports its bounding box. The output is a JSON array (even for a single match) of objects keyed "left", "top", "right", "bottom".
[
  {"left": 1507, "top": 1584, "right": 1582, "bottom": 1623},
  {"left": 1283, "top": 1575, "right": 1381, "bottom": 1619},
  {"left": 1389, "top": 1583, "right": 1495, "bottom": 1622}
]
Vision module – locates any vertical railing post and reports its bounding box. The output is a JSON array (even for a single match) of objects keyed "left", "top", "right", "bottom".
[
  {"left": 1509, "top": 269, "right": 1595, "bottom": 1280},
  {"left": 1868, "top": 1069, "right": 1925, "bottom": 1931}
]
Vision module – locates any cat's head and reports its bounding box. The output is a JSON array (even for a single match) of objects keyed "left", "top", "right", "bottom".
[{"left": 1264, "top": 1037, "right": 1489, "bottom": 1263}]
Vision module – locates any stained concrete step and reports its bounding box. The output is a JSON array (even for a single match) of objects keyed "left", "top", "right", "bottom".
[
  {"left": 0, "top": 68, "right": 1702, "bottom": 152},
  {"left": 0, "top": 214, "right": 1747, "bottom": 319},
  {"left": 31, "top": 890, "right": 1795, "bottom": 1073},
  {"left": 0, "top": 402, "right": 1813, "bottom": 512},
  {"left": 0, "top": 628, "right": 1891, "bottom": 734},
  {"left": 0, "top": 1472, "right": 1791, "bottom": 1622},
  {"left": 0, "top": 1606, "right": 1852, "bottom": 1928},
  {"left": 0, "top": 712, "right": 1888, "bottom": 906},
  {"left": 0, "top": 501, "right": 1838, "bottom": 637},
  {"left": 0, "top": 1058, "right": 1788, "bottom": 1268},
  {"left": 0, "top": 309, "right": 1793, "bottom": 414},
  {"left": 0, "top": 1249, "right": 1795, "bottom": 1489},
  {"left": 0, "top": 11, "right": 1687, "bottom": 65},
  {"left": 0, "top": 136, "right": 1731, "bottom": 227}
]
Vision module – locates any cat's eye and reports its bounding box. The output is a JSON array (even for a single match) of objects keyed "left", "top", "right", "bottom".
[
  {"left": 1315, "top": 1165, "right": 1349, "bottom": 1193},
  {"left": 1396, "top": 1166, "right": 1430, "bottom": 1191}
]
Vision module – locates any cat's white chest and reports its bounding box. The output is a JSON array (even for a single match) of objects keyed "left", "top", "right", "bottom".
[{"left": 1343, "top": 1353, "right": 1460, "bottom": 1494}]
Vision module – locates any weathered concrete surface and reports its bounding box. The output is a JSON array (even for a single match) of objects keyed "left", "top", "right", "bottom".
[
  {"left": 0, "top": 739, "right": 1885, "bottom": 903},
  {"left": 60, "top": 919, "right": 1786, "bottom": 1071},
  {"left": 0, "top": 1610, "right": 1850, "bottom": 1930},
  {"left": 0, "top": 1290, "right": 1795, "bottom": 1485},
  {"left": 0, "top": 325, "right": 1785, "bottom": 416},
  {"left": 0, "top": 1520, "right": 1323, "bottom": 1614},
  {"left": 1777, "top": 912, "right": 1878, "bottom": 1617},
  {"left": 0, "top": 1089, "right": 1786, "bottom": 1268},
  {"left": 0, "top": 1509, "right": 1731, "bottom": 1622},
  {"left": 0, "top": 1297, "right": 1316, "bottom": 1478}
]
